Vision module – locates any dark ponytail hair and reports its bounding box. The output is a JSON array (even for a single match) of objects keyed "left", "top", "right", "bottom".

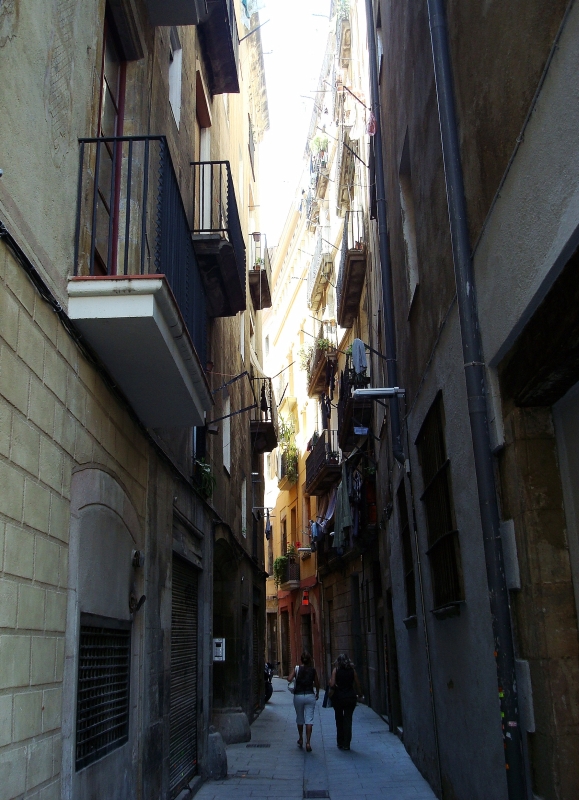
[{"left": 300, "top": 651, "right": 312, "bottom": 667}]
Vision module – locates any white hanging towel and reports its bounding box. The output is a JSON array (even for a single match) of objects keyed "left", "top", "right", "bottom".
[{"left": 352, "top": 338, "right": 367, "bottom": 374}]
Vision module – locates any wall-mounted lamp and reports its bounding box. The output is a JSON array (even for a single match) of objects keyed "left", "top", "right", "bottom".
[{"left": 352, "top": 387, "right": 406, "bottom": 399}]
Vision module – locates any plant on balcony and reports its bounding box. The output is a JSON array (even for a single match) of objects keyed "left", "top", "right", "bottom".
[
  {"left": 287, "top": 543, "right": 297, "bottom": 562},
  {"left": 253, "top": 257, "right": 264, "bottom": 269},
  {"left": 279, "top": 418, "right": 299, "bottom": 485},
  {"left": 317, "top": 337, "right": 331, "bottom": 351},
  {"left": 297, "top": 344, "right": 314, "bottom": 372},
  {"left": 273, "top": 555, "right": 288, "bottom": 588},
  {"left": 194, "top": 458, "right": 216, "bottom": 500},
  {"left": 312, "top": 135, "right": 329, "bottom": 156}
]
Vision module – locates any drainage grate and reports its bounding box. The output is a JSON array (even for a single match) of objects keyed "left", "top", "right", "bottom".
[
  {"left": 246, "top": 743, "right": 271, "bottom": 748},
  {"left": 370, "top": 730, "right": 389, "bottom": 734},
  {"left": 304, "top": 792, "right": 330, "bottom": 799}
]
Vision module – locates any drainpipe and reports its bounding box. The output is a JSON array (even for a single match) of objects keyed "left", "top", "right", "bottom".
[
  {"left": 425, "top": 2, "right": 526, "bottom": 797},
  {"left": 364, "top": 0, "right": 404, "bottom": 465}
]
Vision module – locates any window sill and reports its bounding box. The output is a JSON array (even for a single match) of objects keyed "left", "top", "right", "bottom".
[
  {"left": 431, "top": 601, "right": 463, "bottom": 620},
  {"left": 403, "top": 614, "right": 418, "bottom": 629}
]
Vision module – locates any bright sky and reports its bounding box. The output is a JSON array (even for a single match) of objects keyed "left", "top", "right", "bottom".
[{"left": 258, "top": 0, "right": 332, "bottom": 246}]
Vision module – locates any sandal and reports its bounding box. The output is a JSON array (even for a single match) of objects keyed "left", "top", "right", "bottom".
[
  {"left": 306, "top": 743, "right": 312, "bottom": 752},
  {"left": 297, "top": 738, "right": 303, "bottom": 748}
]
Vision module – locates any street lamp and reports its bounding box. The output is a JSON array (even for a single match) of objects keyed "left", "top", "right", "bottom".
[{"left": 352, "top": 387, "right": 406, "bottom": 399}]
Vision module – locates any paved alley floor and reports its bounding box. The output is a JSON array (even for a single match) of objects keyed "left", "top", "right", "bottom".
[{"left": 195, "top": 678, "right": 437, "bottom": 800}]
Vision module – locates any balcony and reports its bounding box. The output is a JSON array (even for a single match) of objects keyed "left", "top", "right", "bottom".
[
  {"left": 280, "top": 559, "right": 300, "bottom": 591},
  {"left": 307, "top": 323, "right": 337, "bottom": 397},
  {"left": 250, "top": 377, "right": 278, "bottom": 454},
  {"left": 337, "top": 356, "right": 372, "bottom": 453},
  {"left": 305, "top": 430, "right": 341, "bottom": 496},
  {"left": 335, "top": 131, "right": 358, "bottom": 216},
  {"left": 191, "top": 161, "right": 246, "bottom": 317},
  {"left": 248, "top": 233, "right": 272, "bottom": 310},
  {"left": 277, "top": 450, "right": 298, "bottom": 491},
  {"left": 307, "top": 228, "right": 334, "bottom": 310},
  {"left": 197, "top": 0, "right": 239, "bottom": 95},
  {"left": 69, "top": 136, "right": 212, "bottom": 428},
  {"left": 305, "top": 187, "right": 320, "bottom": 232},
  {"left": 145, "top": 0, "right": 207, "bottom": 26},
  {"left": 310, "top": 149, "right": 330, "bottom": 200},
  {"left": 336, "top": 0, "right": 351, "bottom": 69},
  {"left": 336, "top": 211, "right": 367, "bottom": 328}
]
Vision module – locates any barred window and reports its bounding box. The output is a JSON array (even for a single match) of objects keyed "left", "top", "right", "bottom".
[
  {"left": 76, "top": 616, "right": 131, "bottom": 770},
  {"left": 397, "top": 481, "right": 416, "bottom": 618},
  {"left": 416, "top": 393, "right": 463, "bottom": 610}
]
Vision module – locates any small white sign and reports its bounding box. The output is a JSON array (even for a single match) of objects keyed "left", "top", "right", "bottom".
[{"left": 213, "top": 638, "right": 225, "bottom": 662}]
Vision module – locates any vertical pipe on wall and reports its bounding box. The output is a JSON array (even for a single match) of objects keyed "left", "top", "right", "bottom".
[
  {"left": 363, "top": 0, "right": 404, "bottom": 465},
  {"left": 425, "top": 1, "right": 526, "bottom": 797}
]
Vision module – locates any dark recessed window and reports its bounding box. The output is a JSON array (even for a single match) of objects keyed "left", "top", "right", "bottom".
[
  {"left": 76, "top": 616, "right": 131, "bottom": 771},
  {"left": 416, "top": 393, "right": 463, "bottom": 610},
  {"left": 397, "top": 481, "right": 416, "bottom": 617}
]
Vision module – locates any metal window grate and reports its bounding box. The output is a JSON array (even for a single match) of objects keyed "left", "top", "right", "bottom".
[{"left": 76, "top": 621, "right": 130, "bottom": 771}]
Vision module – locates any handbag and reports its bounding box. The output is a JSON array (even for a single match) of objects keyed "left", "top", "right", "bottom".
[
  {"left": 322, "top": 685, "right": 333, "bottom": 708},
  {"left": 288, "top": 665, "right": 299, "bottom": 694}
]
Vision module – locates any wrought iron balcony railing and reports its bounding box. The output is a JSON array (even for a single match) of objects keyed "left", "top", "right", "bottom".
[
  {"left": 307, "top": 322, "right": 337, "bottom": 397},
  {"left": 337, "top": 354, "right": 372, "bottom": 452},
  {"left": 250, "top": 377, "right": 278, "bottom": 453},
  {"left": 191, "top": 160, "right": 246, "bottom": 317},
  {"left": 74, "top": 135, "right": 207, "bottom": 363},
  {"left": 249, "top": 233, "right": 272, "bottom": 310},
  {"left": 336, "top": 210, "right": 367, "bottom": 328},
  {"left": 280, "top": 560, "right": 300, "bottom": 586},
  {"left": 305, "top": 429, "right": 341, "bottom": 496},
  {"left": 307, "top": 228, "right": 333, "bottom": 309}
]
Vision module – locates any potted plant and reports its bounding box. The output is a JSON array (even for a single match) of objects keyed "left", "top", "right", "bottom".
[
  {"left": 273, "top": 555, "right": 288, "bottom": 587},
  {"left": 194, "top": 458, "right": 216, "bottom": 500}
]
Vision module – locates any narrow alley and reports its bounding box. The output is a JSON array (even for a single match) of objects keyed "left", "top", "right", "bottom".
[{"left": 196, "top": 678, "right": 436, "bottom": 800}]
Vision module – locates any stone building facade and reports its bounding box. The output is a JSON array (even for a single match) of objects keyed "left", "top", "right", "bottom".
[
  {"left": 368, "top": 0, "right": 579, "bottom": 798},
  {"left": 0, "top": 1, "right": 271, "bottom": 798}
]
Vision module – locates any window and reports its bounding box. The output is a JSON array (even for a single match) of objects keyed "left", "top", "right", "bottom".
[
  {"left": 241, "top": 477, "right": 247, "bottom": 537},
  {"left": 169, "top": 27, "right": 182, "bottom": 128},
  {"left": 399, "top": 132, "right": 419, "bottom": 308},
  {"left": 76, "top": 616, "right": 131, "bottom": 770},
  {"left": 223, "top": 396, "right": 231, "bottom": 472},
  {"left": 416, "top": 393, "right": 463, "bottom": 610},
  {"left": 281, "top": 517, "right": 287, "bottom": 555},
  {"left": 397, "top": 481, "right": 416, "bottom": 617}
]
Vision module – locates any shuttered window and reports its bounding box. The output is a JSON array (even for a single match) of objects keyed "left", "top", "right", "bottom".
[
  {"left": 416, "top": 393, "right": 463, "bottom": 609},
  {"left": 170, "top": 555, "right": 199, "bottom": 797}
]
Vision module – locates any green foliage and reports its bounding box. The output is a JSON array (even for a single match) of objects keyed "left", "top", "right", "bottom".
[
  {"left": 317, "top": 337, "right": 331, "bottom": 351},
  {"left": 194, "top": 458, "right": 216, "bottom": 499},
  {"left": 297, "top": 344, "right": 314, "bottom": 372},
  {"left": 273, "top": 555, "right": 288, "bottom": 587}
]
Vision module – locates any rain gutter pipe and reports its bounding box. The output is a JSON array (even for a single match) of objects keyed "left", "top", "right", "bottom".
[
  {"left": 425, "top": 2, "right": 526, "bottom": 796},
  {"left": 363, "top": 0, "right": 404, "bottom": 465}
]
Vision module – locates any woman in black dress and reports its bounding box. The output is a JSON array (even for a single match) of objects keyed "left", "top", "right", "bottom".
[{"left": 329, "top": 653, "right": 363, "bottom": 750}]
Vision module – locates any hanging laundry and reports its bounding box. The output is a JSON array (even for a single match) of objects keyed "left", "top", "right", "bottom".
[
  {"left": 265, "top": 509, "right": 272, "bottom": 540},
  {"left": 352, "top": 338, "right": 367, "bottom": 374},
  {"left": 260, "top": 382, "right": 268, "bottom": 413},
  {"left": 333, "top": 462, "right": 352, "bottom": 549}
]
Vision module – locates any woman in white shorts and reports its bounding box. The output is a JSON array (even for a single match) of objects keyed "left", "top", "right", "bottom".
[{"left": 288, "top": 652, "right": 320, "bottom": 752}]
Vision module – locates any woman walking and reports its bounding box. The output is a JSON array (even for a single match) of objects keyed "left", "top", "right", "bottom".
[
  {"left": 329, "top": 654, "right": 363, "bottom": 750},
  {"left": 288, "top": 652, "right": 320, "bottom": 752}
]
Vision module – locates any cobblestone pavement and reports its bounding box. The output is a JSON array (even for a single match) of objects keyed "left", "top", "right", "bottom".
[{"left": 195, "top": 678, "right": 437, "bottom": 800}]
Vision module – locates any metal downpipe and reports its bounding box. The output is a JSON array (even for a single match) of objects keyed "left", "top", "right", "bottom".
[
  {"left": 364, "top": 0, "right": 404, "bottom": 465},
  {"left": 425, "top": 1, "right": 526, "bottom": 797}
]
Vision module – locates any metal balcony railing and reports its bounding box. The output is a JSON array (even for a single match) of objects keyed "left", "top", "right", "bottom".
[
  {"left": 74, "top": 135, "right": 207, "bottom": 363},
  {"left": 305, "top": 429, "right": 341, "bottom": 494},
  {"left": 281, "top": 560, "right": 300, "bottom": 584},
  {"left": 278, "top": 450, "right": 298, "bottom": 486},
  {"left": 191, "top": 160, "right": 245, "bottom": 280},
  {"left": 250, "top": 377, "right": 278, "bottom": 453},
  {"left": 307, "top": 228, "right": 333, "bottom": 308},
  {"left": 336, "top": 210, "right": 367, "bottom": 327},
  {"left": 248, "top": 233, "right": 272, "bottom": 310},
  {"left": 337, "top": 354, "right": 372, "bottom": 451}
]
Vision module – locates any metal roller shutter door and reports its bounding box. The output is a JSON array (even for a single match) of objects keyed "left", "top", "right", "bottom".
[{"left": 170, "top": 555, "right": 198, "bottom": 797}]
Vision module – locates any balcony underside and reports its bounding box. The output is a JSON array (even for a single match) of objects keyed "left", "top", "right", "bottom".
[
  {"left": 197, "top": 1, "right": 239, "bottom": 94},
  {"left": 144, "top": 0, "right": 206, "bottom": 25},
  {"left": 305, "top": 462, "right": 341, "bottom": 496},
  {"left": 67, "top": 276, "right": 212, "bottom": 427},
  {"left": 250, "top": 420, "right": 277, "bottom": 453},
  {"left": 280, "top": 580, "right": 300, "bottom": 592},
  {"left": 339, "top": 398, "right": 373, "bottom": 452},
  {"left": 249, "top": 269, "right": 272, "bottom": 310},
  {"left": 337, "top": 248, "right": 367, "bottom": 328},
  {"left": 308, "top": 352, "right": 329, "bottom": 397},
  {"left": 278, "top": 475, "right": 295, "bottom": 491},
  {"left": 192, "top": 234, "right": 246, "bottom": 317}
]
